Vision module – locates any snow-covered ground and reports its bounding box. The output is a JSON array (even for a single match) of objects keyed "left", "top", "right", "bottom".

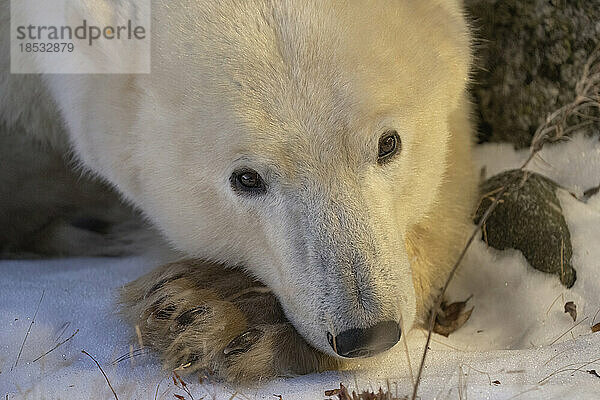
[{"left": 2, "top": 134, "right": 600, "bottom": 399}]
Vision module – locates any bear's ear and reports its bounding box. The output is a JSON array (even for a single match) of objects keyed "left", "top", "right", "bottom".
[{"left": 60, "top": 0, "right": 151, "bottom": 74}]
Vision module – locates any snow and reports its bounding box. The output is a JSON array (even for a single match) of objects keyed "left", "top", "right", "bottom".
[{"left": 2, "top": 134, "right": 600, "bottom": 399}]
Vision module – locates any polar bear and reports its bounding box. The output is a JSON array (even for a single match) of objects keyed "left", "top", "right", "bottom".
[{"left": 1, "top": 0, "right": 476, "bottom": 381}]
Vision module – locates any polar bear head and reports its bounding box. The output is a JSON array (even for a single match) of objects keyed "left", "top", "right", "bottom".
[{"left": 62, "top": 0, "right": 471, "bottom": 357}]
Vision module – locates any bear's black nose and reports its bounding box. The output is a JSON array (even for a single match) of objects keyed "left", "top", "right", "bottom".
[{"left": 328, "top": 320, "right": 401, "bottom": 358}]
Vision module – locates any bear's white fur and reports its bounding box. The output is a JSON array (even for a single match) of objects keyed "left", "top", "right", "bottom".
[{"left": 1, "top": 0, "right": 476, "bottom": 361}]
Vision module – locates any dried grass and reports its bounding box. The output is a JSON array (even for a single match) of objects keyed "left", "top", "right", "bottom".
[
  {"left": 81, "top": 350, "right": 119, "bottom": 400},
  {"left": 11, "top": 290, "right": 44, "bottom": 372},
  {"left": 32, "top": 329, "right": 79, "bottom": 363}
]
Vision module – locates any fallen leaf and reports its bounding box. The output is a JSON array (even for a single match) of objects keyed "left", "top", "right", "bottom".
[
  {"left": 434, "top": 297, "right": 474, "bottom": 337},
  {"left": 325, "top": 388, "right": 341, "bottom": 396},
  {"left": 564, "top": 301, "right": 577, "bottom": 321},
  {"left": 492, "top": 380, "right": 501, "bottom": 385},
  {"left": 324, "top": 383, "right": 406, "bottom": 400},
  {"left": 592, "top": 323, "right": 600, "bottom": 333}
]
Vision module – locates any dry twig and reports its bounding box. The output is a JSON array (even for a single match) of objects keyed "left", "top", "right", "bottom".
[
  {"left": 11, "top": 290, "right": 45, "bottom": 372},
  {"left": 549, "top": 317, "right": 589, "bottom": 345},
  {"left": 32, "top": 329, "right": 79, "bottom": 363},
  {"left": 538, "top": 357, "right": 600, "bottom": 384},
  {"left": 111, "top": 347, "right": 149, "bottom": 365},
  {"left": 81, "top": 350, "right": 119, "bottom": 400}
]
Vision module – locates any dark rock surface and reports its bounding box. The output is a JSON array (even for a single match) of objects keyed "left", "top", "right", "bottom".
[
  {"left": 466, "top": 0, "right": 600, "bottom": 148},
  {"left": 474, "top": 169, "right": 576, "bottom": 288}
]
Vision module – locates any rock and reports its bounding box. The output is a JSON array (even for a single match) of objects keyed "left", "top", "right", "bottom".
[
  {"left": 474, "top": 169, "right": 576, "bottom": 288},
  {"left": 466, "top": 0, "right": 600, "bottom": 148}
]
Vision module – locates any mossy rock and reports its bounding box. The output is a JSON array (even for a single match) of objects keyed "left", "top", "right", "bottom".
[{"left": 474, "top": 169, "right": 576, "bottom": 288}]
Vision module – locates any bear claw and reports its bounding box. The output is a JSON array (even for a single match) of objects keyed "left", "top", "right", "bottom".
[
  {"left": 223, "top": 328, "right": 263, "bottom": 355},
  {"left": 176, "top": 305, "right": 209, "bottom": 327}
]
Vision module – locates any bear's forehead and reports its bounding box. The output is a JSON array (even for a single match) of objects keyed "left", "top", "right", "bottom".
[
  {"left": 213, "top": 3, "right": 458, "bottom": 144},
  {"left": 159, "top": 1, "right": 467, "bottom": 171}
]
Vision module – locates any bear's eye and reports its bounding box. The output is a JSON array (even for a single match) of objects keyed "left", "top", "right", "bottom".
[
  {"left": 230, "top": 168, "right": 266, "bottom": 195},
  {"left": 377, "top": 130, "right": 401, "bottom": 164}
]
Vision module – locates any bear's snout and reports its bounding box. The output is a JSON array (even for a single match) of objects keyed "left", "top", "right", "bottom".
[{"left": 327, "top": 320, "right": 401, "bottom": 358}]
